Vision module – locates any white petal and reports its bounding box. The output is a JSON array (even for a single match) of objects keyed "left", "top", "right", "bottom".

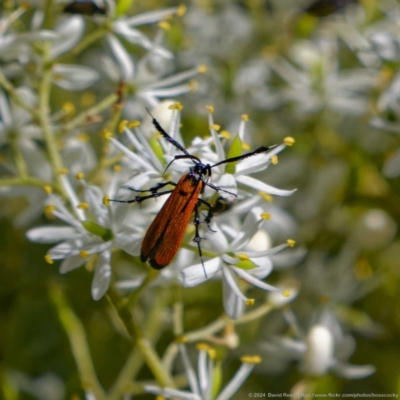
[
  {"left": 83, "top": 184, "right": 109, "bottom": 227},
  {"left": 59, "top": 255, "right": 86, "bottom": 273},
  {"left": 331, "top": 362, "right": 375, "bottom": 379},
  {"left": 107, "top": 34, "right": 135, "bottom": 81},
  {"left": 179, "top": 344, "right": 200, "bottom": 396},
  {"left": 26, "top": 226, "right": 78, "bottom": 244},
  {"left": 248, "top": 257, "right": 273, "bottom": 279},
  {"left": 268, "top": 279, "right": 300, "bottom": 307},
  {"left": 147, "top": 67, "right": 199, "bottom": 89},
  {"left": 236, "top": 175, "right": 297, "bottom": 196},
  {"left": 123, "top": 7, "right": 179, "bottom": 26},
  {"left": 52, "top": 64, "right": 99, "bottom": 90},
  {"left": 91, "top": 250, "right": 112, "bottom": 300},
  {"left": 227, "top": 208, "right": 261, "bottom": 251},
  {"left": 198, "top": 349, "right": 209, "bottom": 400},
  {"left": 222, "top": 269, "right": 245, "bottom": 319},
  {"left": 0, "top": 89, "right": 12, "bottom": 127},
  {"left": 18, "top": 138, "right": 52, "bottom": 181},
  {"left": 110, "top": 137, "right": 154, "bottom": 171},
  {"left": 179, "top": 258, "right": 221, "bottom": 287},
  {"left": 144, "top": 385, "right": 201, "bottom": 400},
  {"left": 216, "top": 174, "right": 237, "bottom": 196},
  {"left": 115, "top": 232, "right": 142, "bottom": 256},
  {"left": 245, "top": 243, "right": 290, "bottom": 258},
  {"left": 222, "top": 266, "right": 248, "bottom": 303},
  {"left": 216, "top": 363, "right": 254, "bottom": 400},
  {"left": 205, "top": 223, "right": 229, "bottom": 253},
  {"left": 58, "top": 175, "right": 86, "bottom": 221},
  {"left": 235, "top": 144, "right": 285, "bottom": 175},
  {"left": 301, "top": 325, "right": 334, "bottom": 377},
  {"left": 50, "top": 16, "right": 84, "bottom": 59},
  {"left": 232, "top": 266, "right": 280, "bottom": 292},
  {"left": 208, "top": 112, "right": 225, "bottom": 173},
  {"left": 113, "top": 21, "right": 153, "bottom": 50},
  {"left": 49, "top": 238, "right": 87, "bottom": 259}
]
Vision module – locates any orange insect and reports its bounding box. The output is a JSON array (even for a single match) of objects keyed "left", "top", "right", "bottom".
[{"left": 112, "top": 110, "right": 275, "bottom": 273}]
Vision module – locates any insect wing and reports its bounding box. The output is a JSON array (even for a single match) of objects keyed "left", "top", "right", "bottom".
[{"left": 141, "top": 174, "right": 203, "bottom": 269}]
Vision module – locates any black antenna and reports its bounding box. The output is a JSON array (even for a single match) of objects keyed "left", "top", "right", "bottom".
[
  {"left": 145, "top": 107, "right": 190, "bottom": 156},
  {"left": 211, "top": 145, "right": 278, "bottom": 169}
]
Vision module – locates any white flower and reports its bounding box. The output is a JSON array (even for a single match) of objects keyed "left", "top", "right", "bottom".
[
  {"left": 145, "top": 343, "right": 261, "bottom": 400},
  {"left": 265, "top": 39, "right": 377, "bottom": 115},
  {"left": 261, "top": 312, "right": 375, "bottom": 379},
  {"left": 110, "top": 107, "right": 296, "bottom": 318},
  {"left": 26, "top": 173, "right": 142, "bottom": 300},
  {"left": 178, "top": 207, "right": 293, "bottom": 320}
]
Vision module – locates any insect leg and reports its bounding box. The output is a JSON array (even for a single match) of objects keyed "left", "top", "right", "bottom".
[
  {"left": 197, "top": 198, "right": 217, "bottom": 232},
  {"left": 125, "top": 181, "right": 176, "bottom": 193},
  {"left": 205, "top": 181, "right": 237, "bottom": 197},
  {"left": 109, "top": 190, "right": 174, "bottom": 204},
  {"left": 193, "top": 203, "right": 208, "bottom": 279}
]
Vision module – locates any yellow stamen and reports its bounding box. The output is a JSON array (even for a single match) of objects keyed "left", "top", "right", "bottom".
[
  {"left": 76, "top": 172, "right": 84, "bottom": 180},
  {"left": 188, "top": 79, "right": 198, "bottom": 92},
  {"left": 196, "top": 343, "right": 211, "bottom": 351},
  {"left": 44, "top": 205, "right": 56, "bottom": 219},
  {"left": 169, "top": 102, "right": 183, "bottom": 111},
  {"left": 259, "top": 192, "right": 273, "bottom": 203},
  {"left": 44, "top": 254, "right": 54, "bottom": 264},
  {"left": 242, "top": 141, "right": 251, "bottom": 151},
  {"left": 77, "top": 202, "right": 89, "bottom": 210},
  {"left": 43, "top": 185, "right": 52, "bottom": 195},
  {"left": 282, "top": 289, "right": 291, "bottom": 298},
  {"left": 284, "top": 136, "right": 295, "bottom": 146},
  {"left": 103, "top": 195, "right": 110, "bottom": 206},
  {"left": 271, "top": 155, "right": 278, "bottom": 165},
  {"left": 287, "top": 239, "right": 296, "bottom": 247},
  {"left": 128, "top": 120, "right": 140, "bottom": 128},
  {"left": 237, "top": 253, "right": 250, "bottom": 261},
  {"left": 118, "top": 120, "right": 128, "bottom": 133},
  {"left": 240, "top": 355, "right": 262, "bottom": 364},
  {"left": 101, "top": 129, "right": 113, "bottom": 139},
  {"left": 209, "top": 124, "right": 220, "bottom": 131},
  {"left": 207, "top": 348, "right": 216, "bottom": 359},
  {"left": 176, "top": 335, "right": 188, "bottom": 343},
  {"left": 177, "top": 4, "right": 187, "bottom": 16},
  {"left": 260, "top": 212, "right": 271, "bottom": 220},
  {"left": 62, "top": 102, "right": 75, "bottom": 116},
  {"left": 79, "top": 250, "right": 89, "bottom": 258},
  {"left": 220, "top": 130, "right": 231, "bottom": 139},
  {"left": 246, "top": 299, "right": 255, "bottom": 306},
  {"left": 158, "top": 20, "right": 171, "bottom": 30},
  {"left": 113, "top": 164, "right": 122, "bottom": 172},
  {"left": 206, "top": 105, "right": 214, "bottom": 113},
  {"left": 242, "top": 114, "right": 249, "bottom": 121},
  {"left": 198, "top": 64, "right": 208, "bottom": 74}
]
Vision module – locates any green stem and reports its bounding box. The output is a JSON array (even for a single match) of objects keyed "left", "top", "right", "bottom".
[
  {"left": 107, "top": 286, "right": 175, "bottom": 388},
  {"left": 0, "top": 177, "right": 50, "bottom": 188},
  {"left": 108, "top": 288, "right": 169, "bottom": 400},
  {"left": 38, "top": 43, "right": 65, "bottom": 194},
  {"left": 8, "top": 134, "right": 29, "bottom": 177},
  {"left": 49, "top": 285, "right": 106, "bottom": 400},
  {"left": 0, "top": 70, "right": 37, "bottom": 115},
  {"left": 62, "top": 93, "right": 118, "bottom": 134},
  {"left": 126, "top": 269, "right": 159, "bottom": 309},
  {"left": 72, "top": 27, "right": 108, "bottom": 56}
]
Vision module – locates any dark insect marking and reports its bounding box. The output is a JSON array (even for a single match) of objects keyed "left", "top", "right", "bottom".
[{"left": 179, "top": 189, "right": 189, "bottom": 196}]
